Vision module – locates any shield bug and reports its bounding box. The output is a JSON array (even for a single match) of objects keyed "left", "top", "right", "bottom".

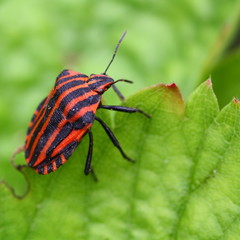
[{"left": 13, "top": 31, "right": 150, "bottom": 176}]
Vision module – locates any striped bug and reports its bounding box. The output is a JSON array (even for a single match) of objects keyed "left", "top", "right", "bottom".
[{"left": 12, "top": 32, "right": 150, "bottom": 176}]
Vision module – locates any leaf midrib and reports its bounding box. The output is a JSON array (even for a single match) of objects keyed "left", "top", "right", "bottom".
[{"left": 171, "top": 117, "right": 217, "bottom": 239}]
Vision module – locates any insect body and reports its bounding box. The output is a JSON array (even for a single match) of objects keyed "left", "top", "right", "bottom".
[{"left": 23, "top": 32, "right": 150, "bottom": 175}]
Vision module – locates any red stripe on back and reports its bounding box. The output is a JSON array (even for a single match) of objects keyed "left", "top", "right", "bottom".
[
  {"left": 51, "top": 125, "right": 90, "bottom": 157},
  {"left": 32, "top": 118, "right": 67, "bottom": 167},
  {"left": 63, "top": 91, "right": 98, "bottom": 117},
  {"left": 56, "top": 70, "right": 85, "bottom": 82}
]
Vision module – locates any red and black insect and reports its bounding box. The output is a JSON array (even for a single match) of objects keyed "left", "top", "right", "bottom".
[{"left": 15, "top": 32, "right": 150, "bottom": 175}]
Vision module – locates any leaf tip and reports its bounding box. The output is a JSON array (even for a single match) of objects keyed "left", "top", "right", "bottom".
[
  {"left": 165, "top": 83, "right": 183, "bottom": 98},
  {"left": 164, "top": 83, "right": 181, "bottom": 94},
  {"left": 166, "top": 83, "right": 177, "bottom": 88},
  {"left": 205, "top": 78, "right": 212, "bottom": 87},
  {"left": 233, "top": 98, "right": 240, "bottom": 105}
]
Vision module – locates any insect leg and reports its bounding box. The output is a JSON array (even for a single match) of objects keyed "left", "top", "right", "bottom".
[
  {"left": 84, "top": 130, "right": 93, "bottom": 175},
  {"left": 84, "top": 130, "right": 98, "bottom": 181},
  {"left": 101, "top": 105, "right": 151, "bottom": 118},
  {"left": 112, "top": 85, "right": 125, "bottom": 101},
  {"left": 95, "top": 116, "right": 134, "bottom": 162}
]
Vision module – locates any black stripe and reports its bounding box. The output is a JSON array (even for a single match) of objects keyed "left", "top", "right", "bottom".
[
  {"left": 56, "top": 69, "right": 70, "bottom": 80},
  {"left": 28, "top": 108, "right": 65, "bottom": 166},
  {"left": 25, "top": 104, "right": 49, "bottom": 160},
  {"left": 35, "top": 165, "right": 44, "bottom": 174},
  {"left": 55, "top": 157, "right": 62, "bottom": 168},
  {"left": 26, "top": 97, "right": 47, "bottom": 136},
  {"left": 87, "top": 76, "right": 113, "bottom": 89},
  {"left": 25, "top": 149, "right": 30, "bottom": 159},
  {"left": 36, "top": 140, "right": 79, "bottom": 168},
  {"left": 72, "top": 111, "right": 95, "bottom": 129},
  {"left": 58, "top": 87, "right": 92, "bottom": 110},
  {"left": 46, "top": 110, "right": 95, "bottom": 157},
  {"left": 26, "top": 98, "right": 54, "bottom": 157},
  {"left": 88, "top": 76, "right": 112, "bottom": 81},
  {"left": 46, "top": 122, "right": 73, "bottom": 156},
  {"left": 56, "top": 74, "right": 87, "bottom": 86},
  {"left": 62, "top": 140, "right": 79, "bottom": 159},
  {"left": 35, "top": 155, "right": 52, "bottom": 168},
  {"left": 47, "top": 163, "right": 53, "bottom": 173},
  {"left": 88, "top": 81, "right": 113, "bottom": 91},
  {"left": 42, "top": 79, "right": 88, "bottom": 118},
  {"left": 66, "top": 94, "right": 100, "bottom": 119},
  {"left": 57, "top": 80, "right": 88, "bottom": 94},
  {"left": 46, "top": 81, "right": 90, "bottom": 113}
]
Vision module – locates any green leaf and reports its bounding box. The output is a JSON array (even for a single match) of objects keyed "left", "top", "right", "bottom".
[{"left": 2, "top": 80, "right": 240, "bottom": 239}]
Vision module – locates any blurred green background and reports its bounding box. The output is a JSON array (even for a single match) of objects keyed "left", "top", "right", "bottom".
[{"left": 0, "top": 0, "right": 240, "bottom": 191}]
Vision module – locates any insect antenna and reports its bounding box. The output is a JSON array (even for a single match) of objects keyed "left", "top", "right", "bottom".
[
  {"left": 112, "top": 79, "right": 133, "bottom": 84},
  {"left": 103, "top": 31, "right": 128, "bottom": 101},
  {"left": 103, "top": 31, "right": 127, "bottom": 75}
]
